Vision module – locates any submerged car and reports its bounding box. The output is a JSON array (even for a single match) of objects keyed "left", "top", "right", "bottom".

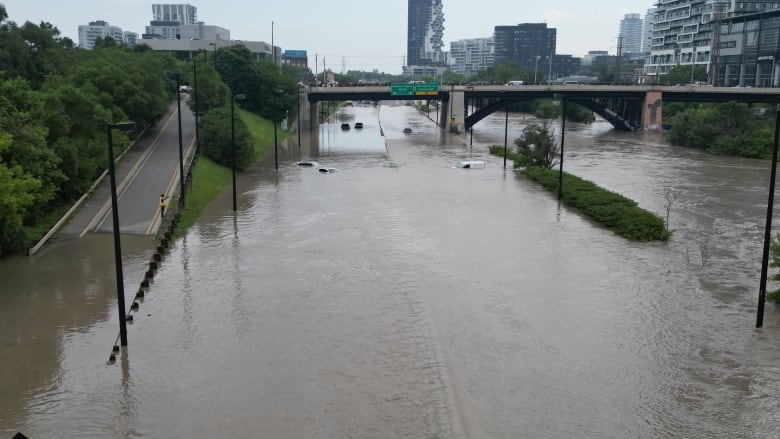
[
  {"left": 341, "top": 123, "right": 350, "bottom": 130},
  {"left": 403, "top": 128, "right": 413, "bottom": 134},
  {"left": 456, "top": 160, "right": 486, "bottom": 169},
  {"left": 296, "top": 161, "right": 320, "bottom": 167},
  {"left": 354, "top": 122, "right": 364, "bottom": 129}
]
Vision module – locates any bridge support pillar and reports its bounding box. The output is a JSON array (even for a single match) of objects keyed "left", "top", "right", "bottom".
[
  {"left": 642, "top": 91, "right": 663, "bottom": 130},
  {"left": 308, "top": 100, "right": 319, "bottom": 132},
  {"left": 439, "top": 97, "right": 450, "bottom": 128},
  {"left": 444, "top": 89, "right": 465, "bottom": 133}
]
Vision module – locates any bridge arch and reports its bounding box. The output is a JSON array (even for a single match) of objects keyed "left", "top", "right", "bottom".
[{"left": 464, "top": 97, "right": 640, "bottom": 132}]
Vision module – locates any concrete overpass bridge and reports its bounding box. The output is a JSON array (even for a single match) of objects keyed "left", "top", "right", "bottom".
[{"left": 304, "top": 85, "right": 780, "bottom": 132}]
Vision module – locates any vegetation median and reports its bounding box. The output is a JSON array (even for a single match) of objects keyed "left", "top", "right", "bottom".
[
  {"left": 522, "top": 167, "right": 669, "bottom": 242},
  {"left": 489, "top": 121, "right": 669, "bottom": 242}
]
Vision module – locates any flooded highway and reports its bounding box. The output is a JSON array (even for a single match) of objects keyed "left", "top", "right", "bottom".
[{"left": 2, "top": 101, "right": 780, "bottom": 438}]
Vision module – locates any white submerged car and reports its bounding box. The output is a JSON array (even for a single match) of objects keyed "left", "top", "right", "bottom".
[{"left": 456, "top": 160, "right": 485, "bottom": 169}]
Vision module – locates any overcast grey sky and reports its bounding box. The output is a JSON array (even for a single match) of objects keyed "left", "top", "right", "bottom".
[{"left": 4, "top": 0, "right": 656, "bottom": 73}]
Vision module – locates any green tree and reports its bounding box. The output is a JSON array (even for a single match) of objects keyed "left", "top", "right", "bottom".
[
  {"left": 768, "top": 235, "right": 780, "bottom": 302},
  {"left": 199, "top": 107, "right": 253, "bottom": 170},
  {"left": 668, "top": 102, "right": 772, "bottom": 158},
  {"left": 659, "top": 65, "right": 707, "bottom": 85},
  {"left": 0, "top": 76, "right": 64, "bottom": 212},
  {"left": 188, "top": 59, "right": 231, "bottom": 114},
  {"left": 0, "top": 132, "right": 42, "bottom": 254},
  {"left": 513, "top": 121, "right": 560, "bottom": 169}
]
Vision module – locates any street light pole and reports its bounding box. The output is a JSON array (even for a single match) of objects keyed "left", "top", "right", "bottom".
[
  {"left": 106, "top": 121, "right": 136, "bottom": 347},
  {"left": 757, "top": 105, "right": 780, "bottom": 327},
  {"left": 690, "top": 46, "right": 696, "bottom": 84},
  {"left": 193, "top": 57, "right": 200, "bottom": 156},
  {"left": 503, "top": 104, "right": 509, "bottom": 169},
  {"left": 559, "top": 96, "right": 567, "bottom": 201},
  {"left": 231, "top": 94, "right": 237, "bottom": 211},
  {"left": 231, "top": 94, "right": 246, "bottom": 211},
  {"left": 271, "top": 21, "right": 275, "bottom": 65},
  {"left": 273, "top": 89, "right": 283, "bottom": 170},
  {"left": 209, "top": 42, "right": 217, "bottom": 69},
  {"left": 175, "top": 72, "right": 185, "bottom": 207}
]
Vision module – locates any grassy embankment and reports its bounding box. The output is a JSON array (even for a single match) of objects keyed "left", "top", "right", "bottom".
[
  {"left": 489, "top": 146, "right": 669, "bottom": 242},
  {"left": 174, "top": 109, "right": 288, "bottom": 235}
]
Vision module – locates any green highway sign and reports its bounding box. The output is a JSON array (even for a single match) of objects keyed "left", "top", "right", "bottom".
[
  {"left": 391, "top": 83, "right": 415, "bottom": 96},
  {"left": 415, "top": 82, "right": 439, "bottom": 95}
]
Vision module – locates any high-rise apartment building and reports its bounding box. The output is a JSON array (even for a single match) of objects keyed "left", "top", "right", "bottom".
[
  {"left": 644, "top": 0, "right": 780, "bottom": 81},
  {"left": 407, "top": 0, "right": 445, "bottom": 67},
  {"left": 449, "top": 38, "right": 494, "bottom": 77},
  {"left": 152, "top": 4, "right": 197, "bottom": 25},
  {"left": 78, "top": 20, "right": 133, "bottom": 49},
  {"left": 143, "top": 4, "right": 229, "bottom": 40},
  {"left": 619, "top": 13, "right": 643, "bottom": 55},
  {"left": 641, "top": 8, "right": 656, "bottom": 54},
  {"left": 493, "top": 23, "right": 556, "bottom": 70}
]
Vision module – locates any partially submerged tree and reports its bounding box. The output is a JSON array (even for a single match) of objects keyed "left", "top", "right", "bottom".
[
  {"left": 768, "top": 235, "right": 780, "bottom": 302},
  {"left": 513, "top": 121, "right": 560, "bottom": 169}
]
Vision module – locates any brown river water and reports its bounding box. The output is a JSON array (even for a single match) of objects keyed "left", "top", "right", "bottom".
[{"left": 2, "top": 102, "right": 780, "bottom": 438}]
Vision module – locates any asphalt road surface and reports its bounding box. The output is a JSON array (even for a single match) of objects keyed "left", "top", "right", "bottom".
[{"left": 51, "top": 94, "right": 196, "bottom": 241}]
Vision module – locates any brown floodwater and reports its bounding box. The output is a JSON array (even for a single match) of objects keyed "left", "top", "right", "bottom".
[{"left": 2, "top": 102, "right": 780, "bottom": 438}]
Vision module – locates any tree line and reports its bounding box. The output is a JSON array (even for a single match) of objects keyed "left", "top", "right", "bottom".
[{"left": 0, "top": 3, "right": 299, "bottom": 255}]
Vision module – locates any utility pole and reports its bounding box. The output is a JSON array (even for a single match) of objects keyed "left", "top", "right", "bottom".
[
  {"left": 271, "top": 21, "right": 275, "bottom": 64},
  {"left": 615, "top": 34, "right": 622, "bottom": 84}
]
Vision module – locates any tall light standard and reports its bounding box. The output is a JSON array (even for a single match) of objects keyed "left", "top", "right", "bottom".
[
  {"left": 690, "top": 46, "right": 697, "bottom": 85},
  {"left": 231, "top": 93, "right": 246, "bottom": 211},
  {"left": 271, "top": 21, "right": 275, "bottom": 65},
  {"left": 297, "top": 89, "right": 301, "bottom": 152},
  {"left": 503, "top": 104, "right": 509, "bottom": 169},
  {"left": 209, "top": 42, "right": 217, "bottom": 69},
  {"left": 467, "top": 86, "right": 474, "bottom": 148},
  {"left": 193, "top": 55, "right": 201, "bottom": 155},
  {"left": 757, "top": 104, "right": 780, "bottom": 327},
  {"left": 170, "top": 72, "right": 185, "bottom": 207},
  {"left": 273, "top": 89, "right": 284, "bottom": 170},
  {"left": 106, "top": 121, "right": 136, "bottom": 347}
]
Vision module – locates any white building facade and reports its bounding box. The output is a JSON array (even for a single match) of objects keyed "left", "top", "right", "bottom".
[
  {"left": 449, "top": 38, "right": 494, "bottom": 77},
  {"left": 78, "top": 21, "right": 124, "bottom": 49},
  {"left": 143, "top": 3, "right": 229, "bottom": 40},
  {"left": 641, "top": 8, "right": 656, "bottom": 54}
]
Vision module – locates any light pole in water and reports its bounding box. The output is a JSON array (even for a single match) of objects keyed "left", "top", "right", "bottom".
[
  {"left": 273, "top": 89, "right": 284, "bottom": 170},
  {"left": 106, "top": 121, "right": 136, "bottom": 347},
  {"left": 231, "top": 94, "right": 246, "bottom": 211}
]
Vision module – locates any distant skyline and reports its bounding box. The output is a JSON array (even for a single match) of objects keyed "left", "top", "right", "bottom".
[{"left": 4, "top": 0, "right": 657, "bottom": 74}]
